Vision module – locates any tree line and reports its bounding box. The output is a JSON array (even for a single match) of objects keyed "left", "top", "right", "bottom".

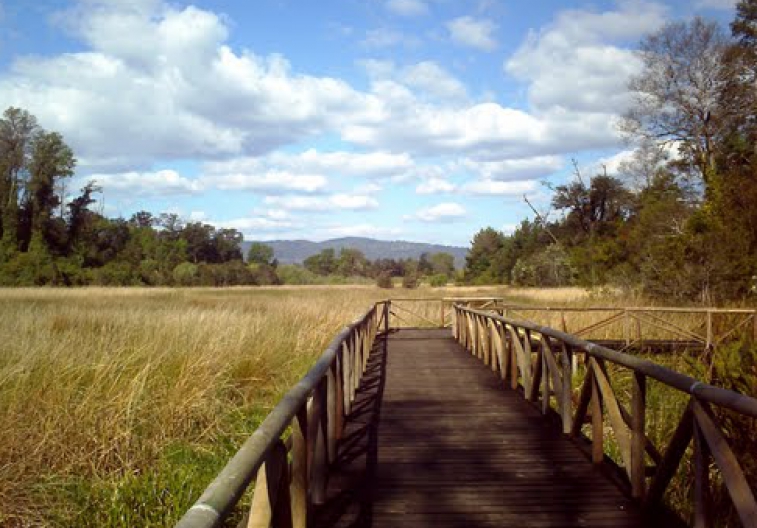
[
  {"left": 0, "top": 116, "right": 457, "bottom": 288},
  {"left": 464, "top": 1, "right": 757, "bottom": 303},
  {"left": 254, "top": 244, "right": 456, "bottom": 288}
]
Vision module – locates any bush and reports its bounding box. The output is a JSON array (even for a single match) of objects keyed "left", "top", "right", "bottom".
[
  {"left": 248, "top": 263, "right": 279, "bottom": 286},
  {"left": 91, "top": 261, "right": 139, "bottom": 286},
  {"left": 172, "top": 262, "right": 198, "bottom": 286},
  {"left": 511, "top": 245, "right": 574, "bottom": 287},
  {"left": 277, "top": 264, "right": 318, "bottom": 285},
  {"left": 428, "top": 274, "right": 448, "bottom": 287},
  {"left": 376, "top": 272, "right": 393, "bottom": 289},
  {"left": 401, "top": 273, "right": 418, "bottom": 289}
]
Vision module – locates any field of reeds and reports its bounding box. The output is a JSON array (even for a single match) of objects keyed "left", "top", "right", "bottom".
[
  {"left": 0, "top": 285, "right": 753, "bottom": 526},
  {"left": 0, "top": 285, "right": 525, "bottom": 526}
]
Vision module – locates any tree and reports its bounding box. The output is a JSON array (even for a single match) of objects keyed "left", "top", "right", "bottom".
[
  {"left": 26, "top": 131, "right": 75, "bottom": 245},
  {"left": 336, "top": 248, "right": 368, "bottom": 276},
  {"left": 0, "top": 108, "right": 39, "bottom": 253},
  {"left": 552, "top": 175, "right": 633, "bottom": 239},
  {"left": 464, "top": 228, "right": 506, "bottom": 283},
  {"left": 304, "top": 248, "right": 336, "bottom": 276},
  {"left": 617, "top": 139, "right": 671, "bottom": 192},
  {"left": 247, "top": 242, "right": 275, "bottom": 266},
  {"left": 418, "top": 252, "right": 433, "bottom": 276},
  {"left": 429, "top": 252, "right": 455, "bottom": 276},
  {"left": 621, "top": 18, "right": 730, "bottom": 187}
]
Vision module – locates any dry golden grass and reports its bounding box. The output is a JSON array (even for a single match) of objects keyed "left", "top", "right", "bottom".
[
  {"left": 3, "top": 284, "right": 747, "bottom": 526},
  {"left": 0, "top": 287, "right": 391, "bottom": 525},
  {"left": 0, "top": 285, "right": 511, "bottom": 526}
]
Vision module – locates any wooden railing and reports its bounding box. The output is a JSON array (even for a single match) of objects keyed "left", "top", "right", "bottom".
[
  {"left": 385, "top": 298, "right": 757, "bottom": 351},
  {"left": 175, "top": 301, "right": 389, "bottom": 528},
  {"left": 453, "top": 305, "right": 757, "bottom": 527},
  {"left": 387, "top": 297, "right": 503, "bottom": 328},
  {"left": 495, "top": 305, "right": 757, "bottom": 350}
]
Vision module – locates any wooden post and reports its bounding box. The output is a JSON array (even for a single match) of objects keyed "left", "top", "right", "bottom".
[
  {"left": 290, "top": 410, "right": 308, "bottom": 528},
  {"left": 326, "top": 367, "right": 338, "bottom": 463},
  {"left": 490, "top": 321, "right": 499, "bottom": 373},
  {"left": 693, "top": 420, "right": 710, "bottom": 528},
  {"left": 590, "top": 363, "right": 604, "bottom": 464},
  {"left": 341, "top": 341, "right": 352, "bottom": 415},
  {"left": 509, "top": 326, "right": 518, "bottom": 390},
  {"left": 560, "top": 343, "right": 573, "bottom": 434},
  {"left": 310, "top": 379, "right": 328, "bottom": 505},
  {"left": 440, "top": 299, "right": 445, "bottom": 328},
  {"left": 335, "top": 352, "right": 344, "bottom": 440},
  {"left": 541, "top": 339, "right": 549, "bottom": 415},
  {"left": 631, "top": 372, "right": 646, "bottom": 499},
  {"left": 247, "top": 441, "right": 291, "bottom": 528}
]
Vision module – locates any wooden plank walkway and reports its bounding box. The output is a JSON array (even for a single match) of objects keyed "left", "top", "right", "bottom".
[{"left": 313, "top": 328, "right": 648, "bottom": 528}]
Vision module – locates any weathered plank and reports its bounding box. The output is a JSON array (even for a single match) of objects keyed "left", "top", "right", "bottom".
[{"left": 314, "top": 329, "right": 648, "bottom": 528}]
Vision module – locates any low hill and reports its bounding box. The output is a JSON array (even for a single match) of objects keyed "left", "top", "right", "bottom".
[{"left": 242, "top": 237, "right": 469, "bottom": 268}]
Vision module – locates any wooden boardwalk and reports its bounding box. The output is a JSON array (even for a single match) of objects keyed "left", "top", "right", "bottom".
[{"left": 313, "top": 328, "right": 646, "bottom": 528}]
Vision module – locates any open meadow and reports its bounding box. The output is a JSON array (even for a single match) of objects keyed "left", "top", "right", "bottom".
[
  {"left": 0, "top": 286, "right": 754, "bottom": 526},
  {"left": 0, "top": 285, "right": 536, "bottom": 526}
]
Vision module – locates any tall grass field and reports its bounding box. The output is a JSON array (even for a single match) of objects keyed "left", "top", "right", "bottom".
[
  {"left": 0, "top": 286, "right": 753, "bottom": 526},
  {"left": 0, "top": 285, "right": 526, "bottom": 526}
]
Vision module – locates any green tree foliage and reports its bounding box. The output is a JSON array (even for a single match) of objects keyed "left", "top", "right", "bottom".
[
  {"left": 428, "top": 273, "right": 448, "bottom": 287},
  {"left": 464, "top": 228, "right": 508, "bottom": 284},
  {"left": 246, "top": 242, "right": 275, "bottom": 266},
  {"left": 0, "top": 108, "right": 254, "bottom": 286},
  {"left": 428, "top": 252, "right": 455, "bottom": 276},
  {"left": 303, "top": 248, "right": 336, "bottom": 275},
  {"left": 336, "top": 248, "right": 368, "bottom": 276},
  {"left": 464, "top": 4, "right": 757, "bottom": 301}
]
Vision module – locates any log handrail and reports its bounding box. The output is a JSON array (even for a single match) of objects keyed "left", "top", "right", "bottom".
[
  {"left": 453, "top": 305, "right": 757, "bottom": 527},
  {"left": 175, "top": 301, "right": 389, "bottom": 528}
]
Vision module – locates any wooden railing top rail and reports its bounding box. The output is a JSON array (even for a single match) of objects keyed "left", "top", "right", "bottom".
[
  {"left": 457, "top": 306, "right": 757, "bottom": 418},
  {"left": 454, "top": 305, "right": 757, "bottom": 526},
  {"left": 386, "top": 296, "right": 504, "bottom": 302},
  {"left": 175, "top": 302, "right": 387, "bottom": 528},
  {"left": 498, "top": 304, "right": 757, "bottom": 314}
]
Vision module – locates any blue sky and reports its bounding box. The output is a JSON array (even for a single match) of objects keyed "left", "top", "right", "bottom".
[{"left": 0, "top": 0, "right": 740, "bottom": 247}]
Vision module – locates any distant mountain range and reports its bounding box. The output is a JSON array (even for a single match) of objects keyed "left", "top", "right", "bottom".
[{"left": 242, "top": 237, "right": 469, "bottom": 268}]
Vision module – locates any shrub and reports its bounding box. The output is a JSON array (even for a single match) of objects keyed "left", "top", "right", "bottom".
[
  {"left": 277, "top": 264, "right": 318, "bottom": 285},
  {"left": 376, "top": 272, "right": 393, "bottom": 289},
  {"left": 428, "top": 274, "right": 448, "bottom": 287},
  {"left": 401, "top": 273, "right": 418, "bottom": 289},
  {"left": 91, "top": 262, "right": 139, "bottom": 286},
  {"left": 172, "top": 262, "right": 198, "bottom": 286}
]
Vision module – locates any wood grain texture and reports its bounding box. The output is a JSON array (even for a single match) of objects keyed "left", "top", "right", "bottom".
[{"left": 313, "top": 329, "right": 648, "bottom": 528}]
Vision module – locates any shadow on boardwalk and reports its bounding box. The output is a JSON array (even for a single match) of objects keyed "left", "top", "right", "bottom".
[
  {"left": 312, "top": 328, "right": 654, "bottom": 528},
  {"left": 311, "top": 331, "right": 388, "bottom": 528}
]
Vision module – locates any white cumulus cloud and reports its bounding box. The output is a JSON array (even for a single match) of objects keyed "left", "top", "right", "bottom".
[
  {"left": 416, "top": 178, "right": 456, "bottom": 195},
  {"left": 410, "top": 202, "right": 466, "bottom": 222},
  {"left": 90, "top": 169, "right": 202, "bottom": 196},
  {"left": 505, "top": 2, "right": 667, "bottom": 114},
  {"left": 460, "top": 179, "right": 538, "bottom": 195},
  {"left": 447, "top": 16, "right": 498, "bottom": 51},
  {"left": 0, "top": 2, "right": 379, "bottom": 171}
]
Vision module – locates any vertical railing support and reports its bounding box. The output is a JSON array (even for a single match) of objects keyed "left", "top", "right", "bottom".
[
  {"left": 590, "top": 363, "right": 604, "bottom": 464},
  {"left": 290, "top": 410, "right": 308, "bottom": 528},
  {"left": 631, "top": 372, "right": 646, "bottom": 499}
]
